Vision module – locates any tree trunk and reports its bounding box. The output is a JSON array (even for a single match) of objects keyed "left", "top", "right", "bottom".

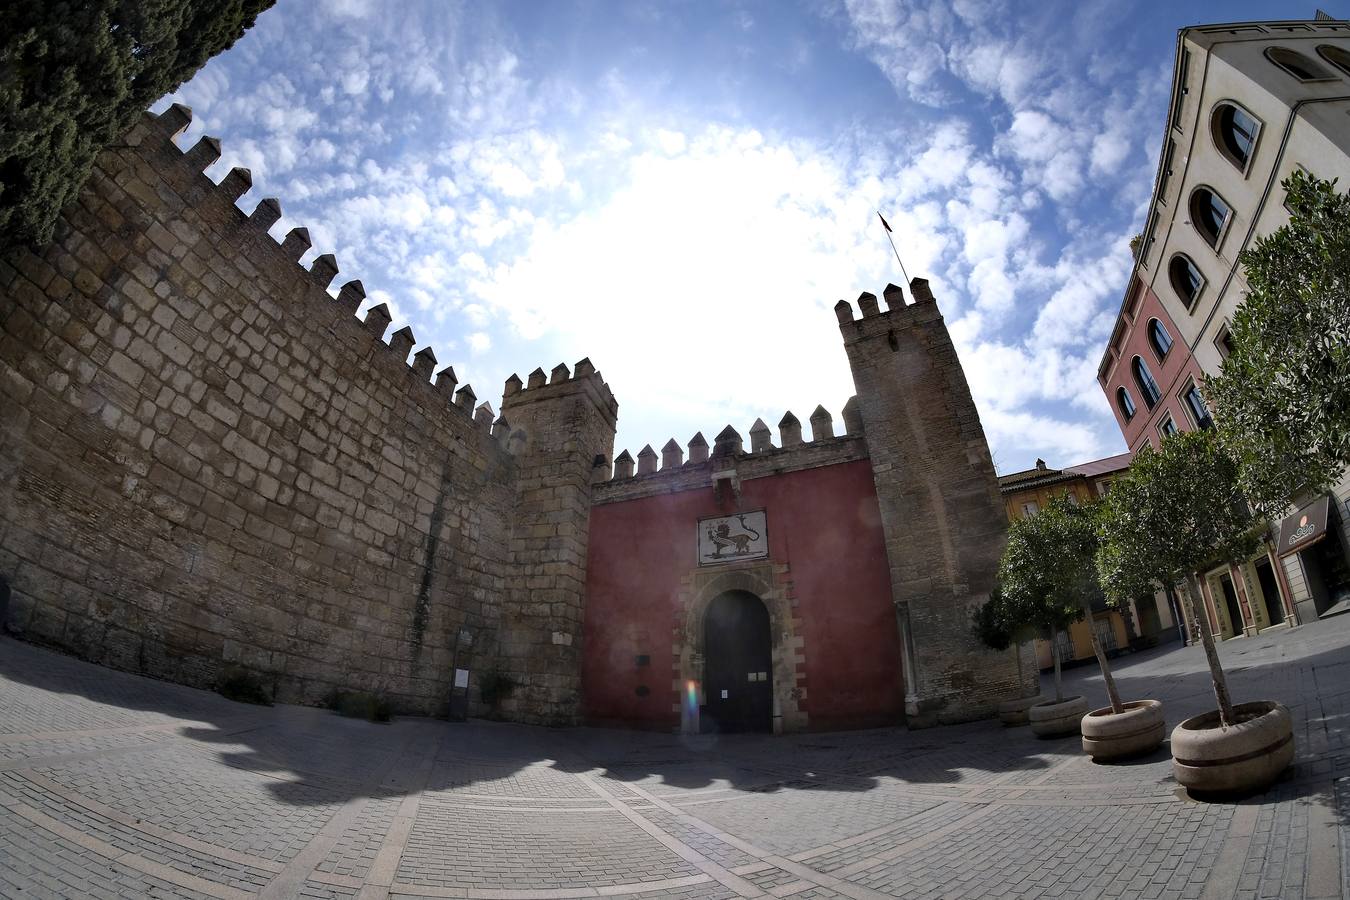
[
  {"left": 1014, "top": 639, "right": 1025, "bottom": 695},
  {"left": 1050, "top": 628, "right": 1064, "bottom": 702},
  {"left": 1081, "top": 596, "right": 1124, "bottom": 714},
  {"left": 1183, "top": 573, "right": 1236, "bottom": 727}
]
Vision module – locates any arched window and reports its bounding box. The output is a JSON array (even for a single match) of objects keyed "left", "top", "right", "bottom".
[
  {"left": 1266, "top": 47, "right": 1333, "bottom": 81},
  {"left": 1132, "top": 356, "right": 1162, "bottom": 410},
  {"left": 1190, "top": 188, "right": 1231, "bottom": 248},
  {"left": 1116, "top": 387, "right": 1136, "bottom": 422},
  {"left": 1211, "top": 103, "right": 1259, "bottom": 171},
  {"left": 1317, "top": 44, "right": 1350, "bottom": 76},
  {"left": 1148, "top": 318, "right": 1173, "bottom": 361},
  {"left": 1169, "top": 254, "right": 1205, "bottom": 309}
]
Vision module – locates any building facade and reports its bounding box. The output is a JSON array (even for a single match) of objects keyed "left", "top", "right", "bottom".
[
  {"left": 997, "top": 454, "right": 1181, "bottom": 670},
  {"left": 1099, "top": 14, "right": 1350, "bottom": 638},
  {"left": 0, "top": 105, "right": 1029, "bottom": 733}
]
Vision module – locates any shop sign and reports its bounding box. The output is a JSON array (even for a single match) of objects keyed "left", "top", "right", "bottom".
[
  {"left": 1277, "top": 495, "right": 1331, "bottom": 556},
  {"left": 698, "top": 510, "right": 768, "bottom": 566}
]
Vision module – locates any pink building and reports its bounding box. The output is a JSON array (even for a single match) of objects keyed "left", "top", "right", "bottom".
[{"left": 1098, "top": 277, "right": 1211, "bottom": 455}]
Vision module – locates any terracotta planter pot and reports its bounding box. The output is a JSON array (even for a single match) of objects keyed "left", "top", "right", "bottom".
[
  {"left": 1028, "top": 695, "right": 1088, "bottom": 738},
  {"left": 1171, "top": 701, "right": 1294, "bottom": 794},
  {"left": 1081, "top": 699, "right": 1164, "bottom": 760},
  {"left": 997, "top": 694, "right": 1047, "bottom": 727}
]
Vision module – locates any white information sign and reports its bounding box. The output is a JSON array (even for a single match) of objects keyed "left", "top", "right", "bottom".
[
  {"left": 453, "top": 668, "right": 470, "bottom": 689},
  {"left": 697, "top": 510, "right": 768, "bottom": 566}
]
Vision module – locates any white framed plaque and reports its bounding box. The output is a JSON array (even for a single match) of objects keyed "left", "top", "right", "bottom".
[{"left": 698, "top": 510, "right": 768, "bottom": 566}]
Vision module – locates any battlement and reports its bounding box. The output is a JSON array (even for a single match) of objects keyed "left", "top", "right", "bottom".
[
  {"left": 834, "top": 279, "right": 942, "bottom": 346},
  {"left": 501, "top": 358, "right": 619, "bottom": 424},
  {"left": 593, "top": 399, "right": 867, "bottom": 505},
  {"left": 136, "top": 105, "right": 503, "bottom": 443}
]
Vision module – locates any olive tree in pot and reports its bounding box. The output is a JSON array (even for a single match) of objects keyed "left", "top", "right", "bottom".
[
  {"left": 974, "top": 585, "right": 1045, "bottom": 726},
  {"left": 997, "top": 496, "right": 1098, "bottom": 738},
  {"left": 1097, "top": 430, "right": 1291, "bottom": 794},
  {"left": 1011, "top": 495, "right": 1165, "bottom": 758}
]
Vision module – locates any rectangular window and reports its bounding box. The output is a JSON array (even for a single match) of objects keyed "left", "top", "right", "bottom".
[
  {"left": 1158, "top": 414, "right": 1179, "bottom": 439},
  {"left": 1158, "top": 140, "right": 1176, "bottom": 200},
  {"left": 1141, "top": 211, "right": 1158, "bottom": 267},
  {"left": 1283, "top": 164, "right": 1313, "bottom": 214},
  {"left": 1021, "top": 500, "right": 1039, "bottom": 518},
  {"left": 1171, "top": 49, "right": 1190, "bottom": 130},
  {"left": 1184, "top": 382, "right": 1214, "bottom": 429},
  {"left": 1215, "top": 323, "right": 1236, "bottom": 359}
]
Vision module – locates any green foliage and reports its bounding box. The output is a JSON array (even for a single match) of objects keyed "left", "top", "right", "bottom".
[
  {"left": 972, "top": 583, "right": 1015, "bottom": 651},
  {"left": 0, "top": 0, "right": 273, "bottom": 250},
  {"left": 1097, "top": 430, "right": 1261, "bottom": 599},
  {"left": 324, "top": 690, "right": 392, "bottom": 723},
  {"left": 1205, "top": 170, "right": 1350, "bottom": 518},
  {"left": 995, "top": 494, "right": 1101, "bottom": 636},
  {"left": 217, "top": 667, "right": 271, "bottom": 706}
]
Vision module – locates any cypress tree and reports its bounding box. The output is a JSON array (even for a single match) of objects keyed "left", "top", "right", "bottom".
[{"left": 0, "top": 0, "right": 273, "bottom": 251}]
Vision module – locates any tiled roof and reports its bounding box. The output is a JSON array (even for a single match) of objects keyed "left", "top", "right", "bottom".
[{"left": 1065, "top": 451, "right": 1133, "bottom": 478}]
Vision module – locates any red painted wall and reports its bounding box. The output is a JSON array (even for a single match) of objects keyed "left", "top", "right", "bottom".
[
  {"left": 583, "top": 459, "right": 903, "bottom": 731},
  {"left": 1100, "top": 278, "right": 1207, "bottom": 453}
]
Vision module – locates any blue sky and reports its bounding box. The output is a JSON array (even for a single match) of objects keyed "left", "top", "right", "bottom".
[{"left": 154, "top": 0, "right": 1341, "bottom": 473}]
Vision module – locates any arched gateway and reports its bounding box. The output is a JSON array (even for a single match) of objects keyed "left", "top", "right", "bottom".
[{"left": 702, "top": 590, "right": 773, "bottom": 732}]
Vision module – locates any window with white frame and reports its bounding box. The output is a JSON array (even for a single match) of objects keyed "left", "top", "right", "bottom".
[
  {"left": 1190, "top": 187, "right": 1231, "bottom": 249},
  {"left": 1267, "top": 47, "right": 1334, "bottom": 81},
  {"left": 1211, "top": 102, "right": 1260, "bottom": 172}
]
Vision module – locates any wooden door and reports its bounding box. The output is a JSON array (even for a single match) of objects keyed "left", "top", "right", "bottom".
[{"left": 702, "top": 591, "right": 772, "bottom": 733}]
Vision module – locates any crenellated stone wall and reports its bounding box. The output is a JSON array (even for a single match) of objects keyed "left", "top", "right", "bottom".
[
  {"left": 837, "top": 280, "right": 1018, "bottom": 725},
  {"left": 0, "top": 102, "right": 1015, "bottom": 732},
  {"left": 0, "top": 106, "right": 603, "bottom": 716}
]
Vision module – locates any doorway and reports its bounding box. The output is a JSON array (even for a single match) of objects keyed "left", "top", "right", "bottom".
[
  {"left": 1219, "top": 574, "right": 1244, "bottom": 637},
  {"left": 702, "top": 590, "right": 773, "bottom": 732},
  {"left": 1254, "top": 559, "right": 1283, "bottom": 626}
]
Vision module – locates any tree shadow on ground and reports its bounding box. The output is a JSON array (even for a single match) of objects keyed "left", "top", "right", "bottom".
[
  {"left": 1055, "top": 614, "right": 1350, "bottom": 823},
  {"left": 1, "top": 633, "right": 1087, "bottom": 808}
]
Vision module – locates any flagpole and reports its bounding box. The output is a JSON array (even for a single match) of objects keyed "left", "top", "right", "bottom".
[{"left": 877, "top": 211, "right": 911, "bottom": 286}]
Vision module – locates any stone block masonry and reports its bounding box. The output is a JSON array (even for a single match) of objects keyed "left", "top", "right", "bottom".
[
  {"left": 497, "top": 365, "right": 618, "bottom": 725},
  {"left": 838, "top": 281, "right": 1021, "bottom": 725},
  {"left": 0, "top": 106, "right": 596, "bottom": 717},
  {"left": 0, "top": 101, "right": 1019, "bottom": 732}
]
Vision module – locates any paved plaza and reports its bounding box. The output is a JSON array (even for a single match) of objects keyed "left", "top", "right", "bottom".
[{"left": 2, "top": 618, "right": 1350, "bottom": 900}]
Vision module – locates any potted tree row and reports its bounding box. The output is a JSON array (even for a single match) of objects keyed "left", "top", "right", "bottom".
[
  {"left": 1097, "top": 430, "right": 1293, "bottom": 791},
  {"left": 989, "top": 495, "right": 1164, "bottom": 758}
]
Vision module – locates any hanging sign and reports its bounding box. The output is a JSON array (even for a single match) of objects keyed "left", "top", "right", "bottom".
[
  {"left": 698, "top": 510, "right": 768, "bottom": 566},
  {"left": 1277, "top": 495, "right": 1331, "bottom": 556}
]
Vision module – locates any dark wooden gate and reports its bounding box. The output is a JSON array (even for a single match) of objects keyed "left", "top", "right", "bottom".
[{"left": 703, "top": 590, "right": 772, "bottom": 733}]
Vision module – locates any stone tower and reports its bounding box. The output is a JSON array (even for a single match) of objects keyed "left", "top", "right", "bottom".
[
  {"left": 496, "top": 361, "right": 618, "bottom": 725},
  {"left": 837, "top": 278, "right": 1018, "bottom": 725}
]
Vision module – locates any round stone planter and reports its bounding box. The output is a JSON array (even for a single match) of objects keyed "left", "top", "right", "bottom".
[
  {"left": 1028, "top": 695, "right": 1088, "bottom": 738},
  {"left": 1171, "top": 701, "right": 1294, "bottom": 795},
  {"left": 998, "top": 694, "right": 1048, "bottom": 727},
  {"left": 1081, "top": 699, "right": 1164, "bottom": 761}
]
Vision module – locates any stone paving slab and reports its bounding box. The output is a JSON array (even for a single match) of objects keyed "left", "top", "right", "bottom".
[{"left": 4, "top": 616, "right": 1350, "bottom": 899}]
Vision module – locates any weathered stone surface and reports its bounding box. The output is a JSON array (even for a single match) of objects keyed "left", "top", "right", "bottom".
[
  {"left": 838, "top": 277, "right": 1019, "bottom": 725},
  {"left": 498, "top": 364, "right": 617, "bottom": 725},
  {"left": 0, "top": 112, "right": 524, "bottom": 717}
]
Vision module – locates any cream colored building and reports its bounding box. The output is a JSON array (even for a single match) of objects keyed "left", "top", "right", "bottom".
[
  {"left": 997, "top": 455, "right": 1181, "bottom": 670},
  {"left": 1130, "top": 14, "right": 1350, "bottom": 629}
]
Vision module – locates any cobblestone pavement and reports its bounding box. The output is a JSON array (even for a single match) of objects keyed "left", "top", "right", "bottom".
[{"left": 4, "top": 615, "right": 1350, "bottom": 900}]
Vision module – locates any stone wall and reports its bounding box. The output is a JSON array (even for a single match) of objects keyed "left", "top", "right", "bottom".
[
  {"left": 0, "top": 107, "right": 543, "bottom": 714},
  {"left": 495, "top": 365, "right": 618, "bottom": 725},
  {"left": 838, "top": 280, "right": 1024, "bottom": 725}
]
